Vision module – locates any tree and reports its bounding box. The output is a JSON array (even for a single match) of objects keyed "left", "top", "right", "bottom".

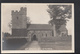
[
  {"left": 26, "top": 17, "right": 31, "bottom": 24},
  {"left": 8, "top": 20, "right": 12, "bottom": 30},
  {"left": 47, "top": 5, "right": 72, "bottom": 36}
]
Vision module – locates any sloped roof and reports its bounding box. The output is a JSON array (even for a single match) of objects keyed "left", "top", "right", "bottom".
[
  {"left": 59, "top": 24, "right": 67, "bottom": 31},
  {"left": 27, "top": 24, "right": 53, "bottom": 30}
]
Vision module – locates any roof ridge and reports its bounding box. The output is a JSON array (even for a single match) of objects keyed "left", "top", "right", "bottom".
[{"left": 27, "top": 24, "right": 53, "bottom": 30}]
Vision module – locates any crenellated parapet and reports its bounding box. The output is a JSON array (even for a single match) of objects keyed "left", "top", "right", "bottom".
[
  {"left": 11, "top": 10, "right": 19, "bottom": 15},
  {"left": 11, "top": 7, "right": 27, "bottom": 15}
]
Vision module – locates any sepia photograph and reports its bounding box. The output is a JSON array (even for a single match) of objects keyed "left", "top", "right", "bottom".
[{"left": 1, "top": 3, "right": 74, "bottom": 53}]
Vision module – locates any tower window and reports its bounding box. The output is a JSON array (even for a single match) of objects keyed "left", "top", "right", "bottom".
[{"left": 17, "top": 17, "right": 18, "bottom": 19}]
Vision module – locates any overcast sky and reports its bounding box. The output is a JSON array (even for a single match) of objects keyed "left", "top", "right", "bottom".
[{"left": 1, "top": 3, "right": 73, "bottom": 35}]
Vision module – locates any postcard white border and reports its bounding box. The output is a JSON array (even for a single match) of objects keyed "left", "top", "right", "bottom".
[{"left": 1, "top": 3, "right": 74, "bottom": 53}]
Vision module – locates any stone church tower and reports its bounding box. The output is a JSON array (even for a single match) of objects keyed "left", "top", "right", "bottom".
[{"left": 11, "top": 7, "right": 27, "bottom": 36}]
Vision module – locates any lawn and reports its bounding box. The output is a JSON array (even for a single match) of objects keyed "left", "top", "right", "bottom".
[{"left": 38, "top": 36, "right": 72, "bottom": 50}]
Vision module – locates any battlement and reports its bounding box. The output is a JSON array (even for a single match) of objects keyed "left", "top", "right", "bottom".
[
  {"left": 11, "top": 7, "right": 27, "bottom": 15},
  {"left": 12, "top": 7, "right": 27, "bottom": 29}
]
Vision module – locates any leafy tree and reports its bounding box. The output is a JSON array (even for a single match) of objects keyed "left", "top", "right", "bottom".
[
  {"left": 47, "top": 5, "right": 72, "bottom": 36},
  {"left": 26, "top": 17, "right": 31, "bottom": 24},
  {"left": 8, "top": 20, "right": 12, "bottom": 30},
  {"left": 47, "top": 5, "right": 72, "bottom": 30}
]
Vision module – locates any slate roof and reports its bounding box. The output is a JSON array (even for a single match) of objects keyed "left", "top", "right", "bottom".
[{"left": 27, "top": 24, "right": 53, "bottom": 30}]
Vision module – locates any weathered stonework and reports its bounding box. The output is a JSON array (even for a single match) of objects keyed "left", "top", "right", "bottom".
[{"left": 12, "top": 7, "right": 27, "bottom": 29}]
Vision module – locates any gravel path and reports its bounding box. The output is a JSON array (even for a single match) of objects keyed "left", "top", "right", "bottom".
[{"left": 25, "top": 40, "right": 41, "bottom": 50}]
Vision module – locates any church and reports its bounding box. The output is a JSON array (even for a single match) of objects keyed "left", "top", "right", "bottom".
[{"left": 6, "top": 7, "right": 68, "bottom": 41}]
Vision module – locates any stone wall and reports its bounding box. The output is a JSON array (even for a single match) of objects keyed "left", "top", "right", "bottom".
[
  {"left": 27, "top": 30, "right": 52, "bottom": 41},
  {"left": 12, "top": 7, "right": 27, "bottom": 29},
  {"left": 12, "top": 29, "right": 27, "bottom": 36}
]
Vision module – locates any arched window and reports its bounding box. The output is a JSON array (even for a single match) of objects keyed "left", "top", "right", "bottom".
[
  {"left": 42, "top": 33, "right": 43, "bottom": 36},
  {"left": 62, "top": 33, "right": 64, "bottom": 36},
  {"left": 46, "top": 34, "right": 47, "bottom": 37}
]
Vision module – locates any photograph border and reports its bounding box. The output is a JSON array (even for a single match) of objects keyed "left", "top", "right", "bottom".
[{"left": 1, "top": 3, "right": 74, "bottom": 53}]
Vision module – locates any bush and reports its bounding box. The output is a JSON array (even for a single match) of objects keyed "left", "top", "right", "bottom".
[{"left": 4, "top": 32, "right": 11, "bottom": 36}]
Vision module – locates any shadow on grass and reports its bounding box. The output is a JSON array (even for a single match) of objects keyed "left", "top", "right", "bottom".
[{"left": 3, "top": 38, "right": 27, "bottom": 50}]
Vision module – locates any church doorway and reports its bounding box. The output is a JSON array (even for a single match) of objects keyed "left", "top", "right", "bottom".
[{"left": 31, "top": 35, "right": 37, "bottom": 41}]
